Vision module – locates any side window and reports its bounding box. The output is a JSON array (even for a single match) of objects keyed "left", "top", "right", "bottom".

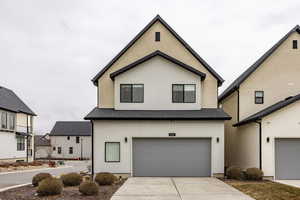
[
  {"left": 58, "top": 147, "right": 62, "bottom": 154},
  {"left": 1, "top": 112, "right": 7, "bottom": 129},
  {"left": 69, "top": 147, "right": 73, "bottom": 154},
  {"left": 105, "top": 142, "right": 120, "bottom": 162},
  {"left": 76, "top": 136, "right": 80, "bottom": 144},
  {"left": 120, "top": 84, "right": 144, "bottom": 103},
  {"left": 293, "top": 40, "right": 298, "bottom": 49},
  {"left": 255, "top": 91, "right": 264, "bottom": 104},
  {"left": 172, "top": 84, "right": 196, "bottom": 103}
]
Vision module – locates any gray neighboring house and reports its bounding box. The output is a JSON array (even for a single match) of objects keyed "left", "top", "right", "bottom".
[
  {"left": 34, "top": 134, "right": 51, "bottom": 159},
  {"left": 49, "top": 121, "right": 92, "bottom": 160}
]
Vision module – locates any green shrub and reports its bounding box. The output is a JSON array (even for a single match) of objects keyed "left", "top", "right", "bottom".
[
  {"left": 79, "top": 181, "right": 99, "bottom": 196},
  {"left": 61, "top": 173, "right": 82, "bottom": 186},
  {"left": 36, "top": 178, "right": 63, "bottom": 196},
  {"left": 226, "top": 166, "right": 243, "bottom": 180},
  {"left": 32, "top": 173, "right": 52, "bottom": 187},
  {"left": 95, "top": 172, "right": 116, "bottom": 185},
  {"left": 245, "top": 168, "right": 264, "bottom": 180}
]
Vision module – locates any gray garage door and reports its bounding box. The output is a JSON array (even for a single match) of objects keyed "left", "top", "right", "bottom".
[
  {"left": 132, "top": 138, "right": 211, "bottom": 177},
  {"left": 275, "top": 138, "right": 300, "bottom": 179}
]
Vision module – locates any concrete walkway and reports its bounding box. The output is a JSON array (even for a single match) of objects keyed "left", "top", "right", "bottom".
[
  {"left": 112, "top": 177, "right": 254, "bottom": 200},
  {"left": 276, "top": 180, "right": 300, "bottom": 188}
]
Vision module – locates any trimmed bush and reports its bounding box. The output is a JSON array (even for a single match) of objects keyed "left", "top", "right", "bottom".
[
  {"left": 226, "top": 166, "right": 243, "bottom": 180},
  {"left": 245, "top": 168, "right": 264, "bottom": 180},
  {"left": 32, "top": 173, "right": 52, "bottom": 187},
  {"left": 36, "top": 178, "right": 63, "bottom": 196},
  {"left": 79, "top": 181, "right": 99, "bottom": 196},
  {"left": 95, "top": 172, "right": 116, "bottom": 185},
  {"left": 61, "top": 173, "right": 83, "bottom": 186}
]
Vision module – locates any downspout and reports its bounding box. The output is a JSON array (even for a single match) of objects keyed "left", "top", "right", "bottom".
[
  {"left": 237, "top": 87, "right": 240, "bottom": 122},
  {"left": 26, "top": 116, "right": 29, "bottom": 163},
  {"left": 91, "top": 120, "right": 94, "bottom": 178},
  {"left": 255, "top": 121, "right": 262, "bottom": 170}
]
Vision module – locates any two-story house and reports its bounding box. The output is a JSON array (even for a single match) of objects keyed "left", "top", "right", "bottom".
[
  {"left": 85, "top": 15, "right": 231, "bottom": 177},
  {"left": 49, "top": 121, "right": 91, "bottom": 160},
  {"left": 0, "top": 86, "right": 36, "bottom": 162},
  {"left": 219, "top": 25, "right": 300, "bottom": 180}
]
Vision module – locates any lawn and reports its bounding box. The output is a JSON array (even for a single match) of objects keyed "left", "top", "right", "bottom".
[{"left": 224, "top": 179, "right": 300, "bottom": 200}]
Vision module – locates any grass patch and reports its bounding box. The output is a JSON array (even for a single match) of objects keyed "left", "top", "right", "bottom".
[{"left": 224, "top": 179, "right": 300, "bottom": 200}]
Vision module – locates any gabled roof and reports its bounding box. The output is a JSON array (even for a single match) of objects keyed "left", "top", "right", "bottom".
[
  {"left": 110, "top": 50, "right": 206, "bottom": 80},
  {"left": 92, "top": 15, "right": 224, "bottom": 86},
  {"left": 49, "top": 121, "right": 92, "bottom": 136},
  {"left": 0, "top": 86, "right": 36, "bottom": 116},
  {"left": 233, "top": 94, "right": 300, "bottom": 127},
  {"left": 34, "top": 135, "right": 51, "bottom": 146},
  {"left": 219, "top": 25, "right": 300, "bottom": 102},
  {"left": 84, "top": 108, "right": 231, "bottom": 120}
]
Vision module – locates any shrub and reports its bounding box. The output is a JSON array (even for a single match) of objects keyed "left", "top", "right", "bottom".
[
  {"left": 32, "top": 173, "right": 52, "bottom": 187},
  {"left": 95, "top": 172, "right": 116, "bottom": 185},
  {"left": 245, "top": 168, "right": 264, "bottom": 180},
  {"left": 61, "top": 173, "right": 82, "bottom": 186},
  {"left": 79, "top": 181, "right": 99, "bottom": 196},
  {"left": 36, "top": 178, "right": 63, "bottom": 196},
  {"left": 226, "top": 166, "right": 243, "bottom": 180}
]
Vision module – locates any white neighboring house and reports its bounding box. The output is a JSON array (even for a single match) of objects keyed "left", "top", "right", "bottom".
[
  {"left": 85, "top": 15, "right": 231, "bottom": 177},
  {"left": 34, "top": 134, "right": 51, "bottom": 159},
  {"left": 0, "top": 86, "right": 36, "bottom": 162},
  {"left": 49, "top": 121, "right": 92, "bottom": 160}
]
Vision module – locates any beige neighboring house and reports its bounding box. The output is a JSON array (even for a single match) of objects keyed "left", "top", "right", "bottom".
[
  {"left": 34, "top": 134, "right": 51, "bottom": 159},
  {"left": 85, "top": 15, "right": 231, "bottom": 177},
  {"left": 0, "top": 86, "right": 36, "bottom": 162},
  {"left": 219, "top": 25, "right": 300, "bottom": 180}
]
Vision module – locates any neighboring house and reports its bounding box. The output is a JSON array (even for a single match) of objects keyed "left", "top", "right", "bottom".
[
  {"left": 85, "top": 15, "right": 231, "bottom": 177},
  {"left": 34, "top": 134, "right": 51, "bottom": 159},
  {"left": 0, "top": 86, "right": 36, "bottom": 162},
  {"left": 49, "top": 121, "right": 92, "bottom": 159},
  {"left": 219, "top": 25, "right": 300, "bottom": 180}
]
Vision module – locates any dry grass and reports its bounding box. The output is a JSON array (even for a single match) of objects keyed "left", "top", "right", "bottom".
[{"left": 224, "top": 179, "right": 300, "bottom": 200}]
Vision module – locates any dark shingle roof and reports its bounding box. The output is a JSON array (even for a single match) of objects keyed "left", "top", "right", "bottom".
[
  {"left": 34, "top": 135, "right": 51, "bottom": 146},
  {"left": 219, "top": 25, "right": 300, "bottom": 102},
  {"left": 92, "top": 15, "right": 224, "bottom": 86},
  {"left": 110, "top": 50, "right": 206, "bottom": 80},
  {"left": 0, "top": 86, "right": 36, "bottom": 116},
  {"left": 233, "top": 94, "right": 300, "bottom": 127},
  {"left": 49, "top": 121, "right": 92, "bottom": 136},
  {"left": 84, "top": 108, "right": 231, "bottom": 120}
]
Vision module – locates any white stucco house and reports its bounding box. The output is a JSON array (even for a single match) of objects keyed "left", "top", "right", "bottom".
[
  {"left": 49, "top": 121, "right": 92, "bottom": 160},
  {"left": 0, "top": 86, "right": 36, "bottom": 162},
  {"left": 85, "top": 15, "right": 231, "bottom": 177}
]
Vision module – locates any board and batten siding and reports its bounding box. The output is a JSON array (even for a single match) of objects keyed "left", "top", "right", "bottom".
[
  {"left": 93, "top": 120, "right": 224, "bottom": 176},
  {"left": 114, "top": 56, "right": 202, "bottom": 110}
]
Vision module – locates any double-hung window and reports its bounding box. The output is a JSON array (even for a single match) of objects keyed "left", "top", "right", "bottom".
[
  {"left": 105, "top": 142, "right": 120, "bottom": 162},
  {"left": 17, "top": 136, "right": 25, "bottom": 151},
  {"left": 69, "top": 147, "right": 73, "bottom": 154},
  {"left": 120, "top": 84, "right": 144, "bottom": 103},
  {"left": 76, "top": 136, "right": 80, "bottom": 143},
  {"left": 8, "top": 113, "right": 15, "bottom": 130},
  {"left": 1, "top": 112, "right": 7, "bottom": 129},
  {"left": 172, "top": 84, "right": 196, "bottom": 103},
  {"left": 255, "top": 91, "right": 264, "bottom": 104}
]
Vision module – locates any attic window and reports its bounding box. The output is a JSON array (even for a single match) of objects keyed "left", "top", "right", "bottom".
[
  {"left": 155, "top": 32, "right": 160, "bottom": 41},
  {"left": 293, "top": 40, "right": 298, "bottom": 49},
  {"left": 255, "top": 91, "right": 264, "bottom": 104}
]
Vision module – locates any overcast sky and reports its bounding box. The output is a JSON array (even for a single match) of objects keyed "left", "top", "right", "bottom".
[{"left": 0, "top": 0, "right": 299, "bottom": 134}]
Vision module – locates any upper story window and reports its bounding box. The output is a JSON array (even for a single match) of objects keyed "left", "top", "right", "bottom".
[
  {"left": 1, "top": 112, "right": 7, "bottom": 129},
  {"left": 0, "top": 111, "right": 15, "bottom": 131},
  {"left": 120, "top": 84, "right": 144, "bottom": 103},
  {"left": 293, "top": 40, "right": 298, "bottom": 49},
  {"left": 172, "top": 84, "right": 196, "bottom": 103},
  {"left": 8, "top": 113, "right": 15, "bottom": 130},
  {"left": 155, "top": 32, "right": 160, "bottom": 41},
  {"left": 255, "top": 91, "right": 264, "bottom": 104}
]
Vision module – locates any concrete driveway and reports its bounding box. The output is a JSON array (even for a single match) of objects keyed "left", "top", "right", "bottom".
[{"left": 112, "top": 177, "right": 254, "bottom": 200}]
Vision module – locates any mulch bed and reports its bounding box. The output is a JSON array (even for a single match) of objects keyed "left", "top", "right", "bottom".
[{"left": 0, "top": 180, "right": 125, "bottom": 200}]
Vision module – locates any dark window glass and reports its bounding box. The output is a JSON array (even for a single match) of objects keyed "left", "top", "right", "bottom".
[
  {"left": 255, "top": 91, "right": 264, "bottom": 104},
  {"left": 69, "top": 147, "right": 73, "bottom": 154},
  {"left": 58, "top": 147, "right": 62, "bottom": 154},
  {"left": 76, "top": 136, "right": 80, "bottom": 143},
  {"left": 293, "top": 40, "right": 298, "bottom": 49},
  {"left": 172, "top": 84, "right": 196, "bottom": 103},
  {"left": 17, "top": 136, "right": 25, "bottom": 151},
  {"left": 155, "top": 32, "right": 160, "bottom": 41},
  {"left": 120, "top": 84, "right": 144, "bottom": 103},
  {"left": 53, "top": 147, "right": 56, "bottom": 151}
]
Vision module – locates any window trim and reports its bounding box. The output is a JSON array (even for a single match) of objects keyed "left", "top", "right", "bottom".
[
  {"left": 172, "top": 84, "right": 196, "bottom": 103},
  {"left": 255, "top": 91, "right": 264, "bottom": 104},
  {"left": 293, "top": 40, "right": 298, "bottom": 49},
  {"left": 120, "top": 84, "right": 144, "bottom": 103},
  {"left": 104, "top": 142, "right": 121, "bottom": 163}
]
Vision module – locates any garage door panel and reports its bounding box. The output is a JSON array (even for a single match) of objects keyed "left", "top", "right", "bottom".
[
  {"left": 132, "top": 138, "right": 211, "bottom": 177},
  {"left": 275, "top": 138, "right": 300, "bottom": 180}
]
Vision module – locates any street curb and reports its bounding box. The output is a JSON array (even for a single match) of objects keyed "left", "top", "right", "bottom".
[
  {"left": 0, "top": 183, "right": 31, "bottom": 193},
  {"left": 0, "top": 166, "right": 72, "bottom": 175}
]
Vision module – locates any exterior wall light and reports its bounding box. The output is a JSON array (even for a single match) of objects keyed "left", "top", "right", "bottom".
[
  {"left": 266, "top": 137, "right": 270, "bottom": 143},
  {"left": 216, "top": 137, "right": 220, "bottom": 143},
  {"left": 125, "top": 137, "right": 128, "bottom": 143}
]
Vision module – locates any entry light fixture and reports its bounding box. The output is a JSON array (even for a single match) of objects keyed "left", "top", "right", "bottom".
[
  {"left": 216, "top": 137, "right": 220, "bottom": 143},
  {"left": 124, "top": 137, "right": 128, "bottom": 143},
  {"left": 266, "top": 137, "right": 270, "bottom": 143}
]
